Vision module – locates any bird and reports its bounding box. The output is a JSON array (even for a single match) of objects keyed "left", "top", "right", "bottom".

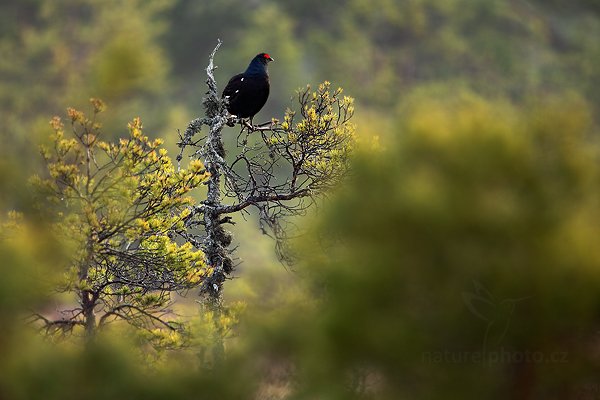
[{"left": 222, "top": 53, "right": 274, "bottom": 126}]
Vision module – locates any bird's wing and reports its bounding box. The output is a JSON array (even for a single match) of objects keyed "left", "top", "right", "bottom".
[{"left": 222, "top": 73, "right": 244, "bottom": 101}]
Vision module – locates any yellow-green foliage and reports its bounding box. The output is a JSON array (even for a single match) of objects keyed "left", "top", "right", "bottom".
[
  {"left": 30, "top": 98, "right": 210, "bottom": 337},
  {"left": 273, "top": 82, "right": 356, "bottom": 189},
  {"left": 278, "top": 93, "right": 600, "bottom": 399},
  {"left": 3, "top": 92, "right": 600, "bottom": 400}
]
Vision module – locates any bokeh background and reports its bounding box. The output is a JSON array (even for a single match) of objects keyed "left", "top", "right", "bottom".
[{"left": 1, "top": 0, "right": 600, "bottom": 399}]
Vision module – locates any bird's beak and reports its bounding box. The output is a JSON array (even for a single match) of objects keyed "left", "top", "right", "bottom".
[{"left": 268, "top": 56, "right": 274, "bottom": 62}]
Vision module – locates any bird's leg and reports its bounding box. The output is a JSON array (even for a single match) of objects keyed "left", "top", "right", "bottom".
[
  {"left": 237, "top": 125, "right": 248, "bottom": 146},
  {"left": 240, "top": 119, "right": 254, "bottom": 132}
]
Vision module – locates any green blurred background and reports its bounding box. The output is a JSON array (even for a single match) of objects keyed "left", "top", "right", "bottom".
[{"left": 1, "top": 0, "right": 600, "bottom": 399}]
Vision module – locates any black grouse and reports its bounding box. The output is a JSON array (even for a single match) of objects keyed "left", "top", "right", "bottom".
[{"left": 222, "top": 53, "right": 274, "bottom": 124}]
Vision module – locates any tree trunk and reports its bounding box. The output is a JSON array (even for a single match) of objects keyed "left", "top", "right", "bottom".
[
  {"left": 198, "top": 40, "right": 233, "bottom": 303},
  {"left": 82, "top": 290, "right": 96, "bottom": 340},
  {"left": 199, "top": 40, "right": 232, "bottom": 362},
  {"left": 80, "top": 237, "right": 97, "bottom": 341}
]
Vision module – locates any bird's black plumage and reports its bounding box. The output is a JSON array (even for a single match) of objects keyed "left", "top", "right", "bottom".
[{"left": 222, "top": 53, "right": 274, "bottom": 121}]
